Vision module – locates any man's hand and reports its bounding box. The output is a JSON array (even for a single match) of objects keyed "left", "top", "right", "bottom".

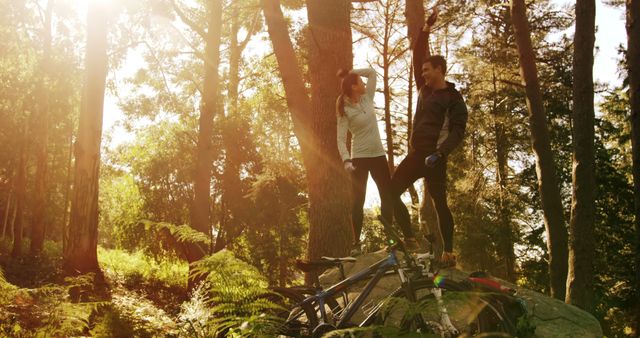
[
  {"left": 344, "top": 161, "right": 356, "bottom": 172},
  {"left": 425, "top": 152, "right": 442, "bottom": 167},
  {"left": 422, "top": 7, "right": 438, "bottom": 33}
]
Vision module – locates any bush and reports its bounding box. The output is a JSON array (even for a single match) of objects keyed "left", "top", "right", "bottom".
[{"left": 98, "top": 247, "right": 188, "bottom": 290}]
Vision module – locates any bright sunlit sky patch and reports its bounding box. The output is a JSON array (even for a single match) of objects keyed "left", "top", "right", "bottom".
[{"left": 97, "top": 1, "right": 627, "bottom": 209}]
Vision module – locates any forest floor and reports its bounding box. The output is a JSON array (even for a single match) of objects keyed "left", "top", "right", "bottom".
[{"left": 0, "top": 240, "right": 196, "bottom": 337}]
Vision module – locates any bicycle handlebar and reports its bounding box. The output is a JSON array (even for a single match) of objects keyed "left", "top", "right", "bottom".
[{"left": 376, "top": 215, "right": 419, "bottom": 270}]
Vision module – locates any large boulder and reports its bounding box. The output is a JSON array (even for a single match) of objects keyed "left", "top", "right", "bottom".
[{"left": 318, "top": 249, "right": 603, "bottom": 337}]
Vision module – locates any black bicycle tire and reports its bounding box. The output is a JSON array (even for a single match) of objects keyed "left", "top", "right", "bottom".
[
  {"left": 372, "top": 278, "right": 517, "bottom": 337},
  {"left": 267, "top": 287, "right": 319, "bottom": 337}
]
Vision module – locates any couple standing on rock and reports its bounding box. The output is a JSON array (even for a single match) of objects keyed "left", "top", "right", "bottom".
[{"left": 336, "top": 8, "right": 468, "bottom": 267}]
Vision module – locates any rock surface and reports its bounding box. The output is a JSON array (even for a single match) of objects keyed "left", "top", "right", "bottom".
[{"left": 318, "top": 249, "right": 603, "bottom": 338}]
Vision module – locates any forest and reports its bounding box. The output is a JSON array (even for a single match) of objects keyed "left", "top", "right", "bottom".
[{"left": 0, "top": 0, "right": 639, "bottom": 336}]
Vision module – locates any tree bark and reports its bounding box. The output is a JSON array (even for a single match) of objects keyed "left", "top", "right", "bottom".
[
  {"left": 261, "top": 0, "right": 352, "bottom": 268},
  {"left": 261, "top": 0, "right": 352, "bottom": 272},
  {"left": 492, "top": 67, "right": 516, "bottom": 282},
  {"left": 63, "top": 1, "right": 108, "bottom": 274},
  {"left": 420, "top": 187, "right": 442, "bottom": 257},
  {"left": 189, "top": 0, "right": 223, "bottom": 266},
  {"left": 625, "top": 0, "right": 640, "bottom": 334},
  {"left": 220, "top": 2, "right": 258, "bottom": 249},
  {"left": 62, "top": 123, "right": 73, "bottom": 245},
  {"left": 305, "top": 0, "right": 353, "bottom": 261},
  {"left": 2, "top": 188, "right": 12, "bottom": 238},
  {"left": 30, "top": 0, "right": 55, "bottom": 255},
  {"left": 510, "top": 0, "right": 568, "bottom": 300},
  {"left": 381, "top": 2, "right": 394, "bottom": 172},
  {"left": 566, "top": 0, "right": 596, "bottom": 311},
  {"left": 405, "top": 0, "right": 425, "bottom": 50},
  {"left": 12, "top": 124, "right": 28, "bottom": 258}
]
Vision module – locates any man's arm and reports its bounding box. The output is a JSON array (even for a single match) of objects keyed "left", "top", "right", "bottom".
[
  {"left": 412, "top": 29, "right": 430, "bottom": 91},
  {"left": 413, "top": 9, "right": 436, "bottom": 91},
  {"left": 437, "top": 96, "right": 468, "bottom": 156}
]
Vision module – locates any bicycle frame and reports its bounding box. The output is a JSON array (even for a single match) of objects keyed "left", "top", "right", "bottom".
[{"left": 299, "top": 246, "right": 413, "bottom": 329}]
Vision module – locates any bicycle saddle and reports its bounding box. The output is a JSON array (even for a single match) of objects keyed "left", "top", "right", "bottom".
[{"left": 294, "top": 257, "right": 355, "bottom": 272}]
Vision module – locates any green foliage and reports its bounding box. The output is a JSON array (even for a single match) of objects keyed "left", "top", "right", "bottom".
[
  {"left": 176, "top": 283, "right": 214, "bottom": 337},
  {"left": 90, "top": 305, "right": 136, "bottom": 338},
  {"left": 0, "top": 273, "right": 102, "bottom": 337},
  {"left": 0, "top": 239, "right": 63, "bottom": 288},
  {"left": 106, "top": 285, "right": 178, "bottom": 337},
  {"left": 99, "top": 172, "right": 145, "bottom": 249},
  {"left": 235, "top": 159, "right": 308, "bottom": 287},
  {"left": 189, "top": 250, "right": 284, "bottom": 337},
  {"left": 516, "top": 312, "right": 537, "bottom": 338},
  {"left": 591, "top": 82, "right": 636, "bottom": 337},
  {"left": 98, "top": 246, "right": 188, "bottom": 291},
  {"left": 0, "top": 0, "right": 83, "bottom": 242},
  {"left": 104, "top": 119, "right": 198, "bottom": 231}
]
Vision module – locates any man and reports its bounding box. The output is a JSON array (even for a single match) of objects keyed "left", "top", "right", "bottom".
[{"left": 390, "top": 8, "right": 468, "bottom": 267}]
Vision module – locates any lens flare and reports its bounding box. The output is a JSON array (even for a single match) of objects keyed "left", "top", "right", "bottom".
[{"left": 434, "top": 274, "right": 446, "bottom": 288}]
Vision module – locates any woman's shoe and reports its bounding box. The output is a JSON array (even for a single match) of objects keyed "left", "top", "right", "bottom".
[{"left": 440, "top": 251, "right": 457, "bottom": 268}]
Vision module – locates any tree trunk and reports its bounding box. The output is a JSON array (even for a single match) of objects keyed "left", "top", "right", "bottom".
[
  {"left": 382, "top": 3, "right": 394, "bottom": 172},
  {"left": 62, "top": 124, "right": 73, "bottom": 244},
  {"left": 384, "top": 62, "right": 394, "bottom": 172},
  {"left": 31, "top": 0, "right": 55, "bottom": 255},
  {"left": 625, "top": 0, "right": 640, "bottom": 334},
  {"left": 566, "top": 0, "right": 596, "bottom": 311},
  {"left": 305, "top": 0, "right": 353, "bottom": 262},
  {"left": 493, "top": 67, "right": 516, "bottom": 282},
  {"left": 189, "top": 0, "right": 223, "bottom": 267},
  {"left": 12, "top": 124, "right": 28, "bottom": 258},
  {"left": 2, "top": 188, "right": 12, "bottom": 238},
  {"left": 510, "top": 0, "right": 568, "bottom": 300},
  {"left": 220, "top": 2, "right": 258, "bottom": 249},
  {"left": 261, "top": 0, "right": 352, "bottom": 268},
  {"left": 405, "top": 0, "right": 425, "bottom": 50},
  {"left": 63, "top": 1, "right": 108, "bottom": 274},
  {"left": 421, "top": 187, "right": 442, "bottom": 257}
]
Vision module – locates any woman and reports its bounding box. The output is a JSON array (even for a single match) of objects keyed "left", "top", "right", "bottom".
[{"left": 336, "top": 68, "right": 394, "bottom": 255}]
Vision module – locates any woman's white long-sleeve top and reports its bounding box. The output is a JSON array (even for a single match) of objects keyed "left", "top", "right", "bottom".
[{"left": 336, "top": 68, "right": 386, "bottom": 162}]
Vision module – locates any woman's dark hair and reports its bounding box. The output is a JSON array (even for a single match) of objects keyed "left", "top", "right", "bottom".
[{"left": 336, "top": 69, "right": 359, "bottom": 117}]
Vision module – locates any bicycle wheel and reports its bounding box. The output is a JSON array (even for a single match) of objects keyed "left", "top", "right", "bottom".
[
  {"left": 372, "top": 279, "right": 517, "bottom": 337},
  {"left": 267, "top": 287, "right": 319, "bottom": 337}
]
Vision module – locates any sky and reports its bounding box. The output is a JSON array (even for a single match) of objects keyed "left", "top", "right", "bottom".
[{"left": 97, "top": 0, "right": 628, "bottom": 208}]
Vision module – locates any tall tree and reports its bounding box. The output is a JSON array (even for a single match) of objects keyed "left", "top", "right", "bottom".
[
  {"left": 219, "top": 1, "right": 260, "bottom": 250},
  {"left": 11, "top": 123, "right": 28, "bottom": 258},
  {"left": 64, "top": 1, "right": 109, "bottom": 274},
  {"left": 626, "top": 0, "right": 640, "bottom": 333},
  {"left": 510, "top": 0, "right": 569, "bottom": 299},
  {"left": 493, "top": 65, "right": 517, "bottom": 281},
  {"left": 566, "top": 0, "right": 596, "bottom": 311},
  {"left": 188, "top": 0, "right": 223, "bottom": 265},
  {"left": 305, "top": 0, "right": 353, "bottom": 261},
  {"left": 261, "top": 0, "right": 352, "bottom": 263},
  {"left": 30, "top": 0, "right": 55, "bottom": 255}
]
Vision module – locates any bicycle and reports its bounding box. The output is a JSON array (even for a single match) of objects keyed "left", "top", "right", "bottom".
[{"left": 273, "top": 215, "right": 521, "bottom": 337}]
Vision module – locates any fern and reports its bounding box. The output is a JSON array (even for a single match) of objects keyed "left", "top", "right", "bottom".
[
  {"left": 185, "top": 250, "right": 285, "bottom": 337},
  {"left": 0, "top": 266, "right": 16, "bottom": 292}
]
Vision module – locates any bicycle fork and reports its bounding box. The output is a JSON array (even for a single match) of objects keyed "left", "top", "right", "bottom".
[{"left": 431, "top": 287, "right": 460, "bottom": 336}]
